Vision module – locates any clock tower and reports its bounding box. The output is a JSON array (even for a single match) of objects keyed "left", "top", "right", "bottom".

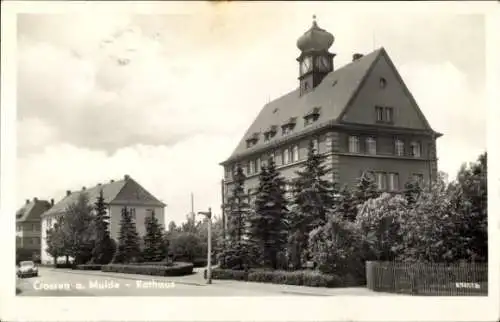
[{"left": 296, "top": 15, "right": 336, "bottom": 96}]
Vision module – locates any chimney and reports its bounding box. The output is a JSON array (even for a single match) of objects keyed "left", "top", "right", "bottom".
[
  {"left": 110, "top": 180, "right": 115, "bottom": 183},
  {"left": 34, "top": 197, "right": 38, "bottom": 202},
  {"left": 25, "top": 199, "right": 29, "bottom": 205},
  {"left": 352, "top": 53, "right": 364, "bottom": 61},
  {"left": 124, "top": 174, "right": 130, "bottom": 180},
  {"left": 82, "top": 186, "right": 86, "bottom": 191},
  {"left": 66, "top": 190, "right": 71, "bottom": 196},
  {"left": 50, "top": 199, "right": 54, "bottom": 206},
  {"left": 98, "top": 183, "right": 102, "bottom": 186}
]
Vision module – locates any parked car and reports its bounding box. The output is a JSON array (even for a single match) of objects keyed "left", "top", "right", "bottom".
[{"left": 17, "top": 261, "right": 38, "bottom": 278}]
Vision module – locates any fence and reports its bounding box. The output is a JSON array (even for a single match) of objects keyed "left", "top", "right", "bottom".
[{"left": 366, "top": 261, "right": 488, "bottom": 296}]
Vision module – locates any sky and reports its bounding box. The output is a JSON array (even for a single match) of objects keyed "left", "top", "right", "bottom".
[{"left": 16, "top": 3, "right": 487, "bottom": 226}]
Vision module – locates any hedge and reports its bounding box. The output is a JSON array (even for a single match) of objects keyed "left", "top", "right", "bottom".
[
  {"left": 206, "top": 268, "right": 345, "bottom": 288},
  {"left": 74, "top": 264, "right": 102, "bottom": 270},
  {"left": 55, "top": 263, "right": 74, "bottom": 269},
  {"left": 102, "top": 262, "right": 193, "bottom": 276},
  {"left": 133, "top": 261, "right": 173, "bottom": 267}
]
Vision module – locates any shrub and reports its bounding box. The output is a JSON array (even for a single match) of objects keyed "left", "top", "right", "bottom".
[
  {"left": 207, "top": 268, "right": 345, "bottom": 288},
  {"left": 55, "top": 263, "right": 74, "bottom": 269},
  {"left": 134, "top": 261, "right": 173, "bottom": 267},
  {"left": 74, "top": 264, "right": 102, "bottom": 270},
  {"left": 102, "top": 262, "right": 193, "bottom": 276}
]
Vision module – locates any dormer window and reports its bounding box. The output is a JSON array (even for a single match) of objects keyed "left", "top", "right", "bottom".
[
  {"left": 246, "top": 132, "right": 260, "bottom": 148},
  {"left": 282, "top": 117, "right": 297, "bottom": 136},
  {"left": 304, "top": 106, "right": 321, "bottom": 126},
  {"left": 264, "top": 125, "right": 278, "bottom": 142}
]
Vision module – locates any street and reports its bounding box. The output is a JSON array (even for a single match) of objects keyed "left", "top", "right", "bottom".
[{"left": 16, "top": 267, "right": 384, "bottom": 296}]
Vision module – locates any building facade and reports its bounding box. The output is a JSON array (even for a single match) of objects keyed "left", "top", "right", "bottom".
[
  {"left": 220, "top": 17, "right": 442, "bottom": 207},
  {"left": 16, "top": 198, "right": 53, "bottom": 261},
  {"left": 40, "top": 174, "right": 166, "bottom": 264}
]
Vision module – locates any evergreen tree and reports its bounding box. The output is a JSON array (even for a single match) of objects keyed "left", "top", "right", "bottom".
[
  {"left": 91, "top": 189, "right": 116, "bottom": 264},
  {"left": 142, "top": 210, "right": 166, "bottom": 262},
  {"left": 352, "top": 172, "right": 380, "bottom": 218},
  {"left": 113, "top": 206, "right": 140, "bottom": 263},
  {"left": 248, "top": 157, "right": 289, "bottom": 269},
  {"left": 288, "top": 140, "right": 338, "bottom": 268},
  {"left": 335, "top": 184, "right": 357, "bottom": 222},
  {"left": 221, "top": 164, "right": 252, "bottom": 269}
]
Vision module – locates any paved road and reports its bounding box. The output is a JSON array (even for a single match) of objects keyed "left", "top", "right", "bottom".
[{"left": 16, "top": 267, "right": 383, "bottom": 297}]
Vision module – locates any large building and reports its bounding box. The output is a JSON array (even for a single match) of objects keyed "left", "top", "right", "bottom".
[
  {"left": 220, "top": 17, "right": 442, "bottom": 203},
  {"left": 40, "top": 174, "right": 166, "bottom": 264},
  {"left": 16, "top": 198, "right": 53, "bottom": 261}
]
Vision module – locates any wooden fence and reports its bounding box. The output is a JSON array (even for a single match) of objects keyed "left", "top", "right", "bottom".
[{"left": 366, "top": 261, "right": 488, "bottom": 296}]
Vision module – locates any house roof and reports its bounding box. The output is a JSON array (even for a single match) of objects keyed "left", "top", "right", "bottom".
[
  {"left": 224, "top": 48, "right": 384, "bottom": 163},
  {"left": 222, "top": 47, "right": 440, "bottom": 165},
  {"left": 42, "top": 175, "right": 166, "bottom": 217},
  {"left": 16, "top": 199, "right": 51, "bottom": 222}
]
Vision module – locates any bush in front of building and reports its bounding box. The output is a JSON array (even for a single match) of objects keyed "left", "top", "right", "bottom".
[
  {"left": 206, "top": 268, "right": 346, "bottom": 288},
  {"left": 74, "top": 264, "right": 102, "bottom": 270},
  {"left": 102, "top": 262, "right": 193, "bottom": 276},
  {"left": 55, "top": 263, "right": 74, "bottom": 269}
]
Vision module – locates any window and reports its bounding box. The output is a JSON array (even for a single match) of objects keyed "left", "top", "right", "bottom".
[
  {"left": 380, "top": 77, "right": 387, "bottom": 88},
  {"left": 256, "top": 158, "right": 261, "bottom": 172},
  {"left": 388, "top": 173, "right": 399, "bottom": 191},
  {"left": 274, "top": 150, "right": 282, "bottom": 166},
  {"left": 395, "top": 139, "right": 404, "bottom": 156},
  {"left": 375, "top": 106, "right": 384, "bottom": 122},
  {"left": 282, "top": 126, "right": 292, "bottom": 136},
  {"left": 410, "top": 141, "right": 421, "bottom": 157},
  {"left": 146, "top": 209, "right": 154, "bottom": 219},
  {"left": 292, "top": 145, "right": 299, "bottom": 162},
  {"left": 413, "top": 173, "right": 424, "bottom": 184},
  {"left": 16, "top": 224, "right": 20, "bottom": 232},
  {"left": 129, "top": 208, "right": 136, "bottom": 220},
  {"left": 348, "top": 136, "right": 360, "bottom": 153},
  {"left": 385, "top": 107, "right": 394, "bottom": 123},
  {"left": 312, "top": 139, "right": 319, "bottom": 154},
  {"left": 248, "top": 160, "right": 254, "bottom": 175},
  {"left": 376, "top": 172, "right": 387, "bottom": 190},
  {"left": 366, "top": 137, "right": 377, "bottom": 155},
  {"left": 283, "top": 148, "right": 290, "bottom": 164},
  {"left": 261, "top": 157, "right": 268, "bottom": 169},
  {"left": 225, "top": 167, "right": 232, "bottom": 180}
]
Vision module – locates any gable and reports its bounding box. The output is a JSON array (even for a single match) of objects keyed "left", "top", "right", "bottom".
[
  {"left": 224, "top": 49, "right": 383, "bottom": 162},
  {"left": 112, "top": 178, "right": 165, "bottom": 207},
  {"left": 17, "top": 200, "right": 51, "bottom": 222},
  {"left": 340, "top": 49, "right": 431, "bottom": 130}
]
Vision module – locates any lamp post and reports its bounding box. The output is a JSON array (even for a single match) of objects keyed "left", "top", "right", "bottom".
[{"left": 198, "top": 207, "right": 212, "bottom": 284}]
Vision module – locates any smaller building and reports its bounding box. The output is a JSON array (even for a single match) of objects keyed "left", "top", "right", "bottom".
[
  {"left": 16, "top": 198, "right": 53, "bottom": 262},
  {"left": 40, "top": 174, "right": 167, "bottom": 264}
]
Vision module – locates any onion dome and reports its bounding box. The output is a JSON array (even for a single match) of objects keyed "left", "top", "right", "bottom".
[{"left": 296, "top": 15, "right": 334, "bottom": 53}]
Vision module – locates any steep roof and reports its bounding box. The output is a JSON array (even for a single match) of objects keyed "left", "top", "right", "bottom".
[
  {"left": 225, "top": 48, "right": 384, "bottom": 162},
  {"left": 16, "top": 199, "right": 51, "bottom": 222},
  {"left": 42, "top": 176, "right": 166, "bottom": 217}
]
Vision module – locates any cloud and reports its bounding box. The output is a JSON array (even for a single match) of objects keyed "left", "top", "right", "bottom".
[
  {"left": 16, "top": 134, "right": 234, "bottom": 225},
  {"left": 15, "top": 11, "right": 486, "bottom": 224}
]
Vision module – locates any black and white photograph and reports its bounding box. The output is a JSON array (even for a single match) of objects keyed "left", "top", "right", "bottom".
[{"left": 1, "top": 1, "right": 498, "bottom": 321}]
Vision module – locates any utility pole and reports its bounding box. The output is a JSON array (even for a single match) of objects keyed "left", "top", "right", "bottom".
[
  {"left": 191, "top": 192, "right": 195, "bottom": 221},
  {"left": 198, "top": 207, "right": 212, "bottom": 284},
  {"left": 221, "top": 179, "right": 226, "bottom": 241}
]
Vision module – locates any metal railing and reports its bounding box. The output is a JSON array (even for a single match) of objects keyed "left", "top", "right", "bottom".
[{"left": 366, "top": 261, "right": 488, "bottom": 296}]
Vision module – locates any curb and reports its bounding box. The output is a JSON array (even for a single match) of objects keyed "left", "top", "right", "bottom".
[{"left": 49, "top": 268, "right": 207, "bottom": 287}]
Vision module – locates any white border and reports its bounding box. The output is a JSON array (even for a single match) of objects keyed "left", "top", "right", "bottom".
[{"left": 1, "top": 1, "right": 499, "bottom": 321}]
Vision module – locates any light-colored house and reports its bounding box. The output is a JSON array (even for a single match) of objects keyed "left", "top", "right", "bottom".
[
  {"left": 40, "top": 174, "right": 166, "bottom": 264},
  {"left": 16, "top": 198, "right": 53, "bottom": 261}
]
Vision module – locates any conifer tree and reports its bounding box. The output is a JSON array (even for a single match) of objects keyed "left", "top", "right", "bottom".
[
  {"left": 221, "top": 164, "right": 252, "bottom": 269},
  {"left": 91, "top": 189, "right": 116, "bottom": 264},
  {"left": 288, "top": 140, "right": 338, "bottom": 268},
  {"left": 142, "top": 210, "right": 166, "bottom": 262},
  {"left": 248, "top": 157, "right": 289, "bottom": 269},
  {"left": 352, "top": 172, "right": 380, "bottom": 218},
  {"left": 113, "top": 206, "right": 140, "bottom": 263},
  {"left": 334, "top": 184, "right": 358, "bottom": 222}
]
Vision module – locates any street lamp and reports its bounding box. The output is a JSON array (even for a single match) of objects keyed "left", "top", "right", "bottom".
[{"left": 197, "top": 207, "right": 212, "bottom": 284}]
